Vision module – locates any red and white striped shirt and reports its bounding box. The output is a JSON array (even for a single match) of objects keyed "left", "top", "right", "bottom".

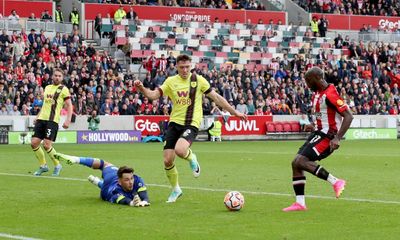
[{"left": 312, "top": 84, "right": 348, "bottom": 135}]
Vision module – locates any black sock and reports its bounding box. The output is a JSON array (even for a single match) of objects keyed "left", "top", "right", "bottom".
[
  {"left": 293, "top": 176, "right": 306, "bottom": 196},
  {"left": 313, "top": 165, "right": 329, "bottom": 180}
]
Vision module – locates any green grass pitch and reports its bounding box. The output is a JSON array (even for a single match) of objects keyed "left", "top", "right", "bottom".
[{"left": 0, "top": 140, "right": 399, "bottom": 240}]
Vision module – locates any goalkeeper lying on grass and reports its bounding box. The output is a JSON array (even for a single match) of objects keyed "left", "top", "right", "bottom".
[{"left": 54, "top": 152, "right": 150, "bottom": 207}]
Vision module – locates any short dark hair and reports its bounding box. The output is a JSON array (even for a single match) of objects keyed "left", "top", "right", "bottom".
[
  {"left": 117, "top": 166, "right": 134, "bottom": 178},
  {"left": 176, "top": 54, "right": 191, "bottom": 64},
  {"left": 54, "top": 68, "right": 64, "bottom": 76}
]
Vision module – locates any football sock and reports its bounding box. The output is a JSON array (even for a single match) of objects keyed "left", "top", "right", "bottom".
[
  {"left": 79, "top": 157, "right": 95, "bottom": 168},
  {"left": 33, "top": 146, "right": 46, "bottom": 166},
  {"left": 46, "top": 147, "right": 60, "bottom": 166},
  {"left": 165, "top": 164, "right": 179, "bottom": 188},
  {"left": 313, "top": 165, "right": 330, "bottom": 181},
  {"left": 327, "top": 174, "right": 338, "bottom": 185},
  {"left": 183, "top": 148, "right": 193, "bottom": 161},
  {"left": 293, "top": 176, "right": 306, "bottom": 206}
]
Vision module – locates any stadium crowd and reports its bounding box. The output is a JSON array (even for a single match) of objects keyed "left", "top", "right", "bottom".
[
  {"left": 89, "top": 0, "right": 266, "bottom": 10},
  {"left": 296, "top": 0, "right": 400, "bottom": 16},
  {"left": 0, "top": 20, "right": 399, "bottom": 118}
]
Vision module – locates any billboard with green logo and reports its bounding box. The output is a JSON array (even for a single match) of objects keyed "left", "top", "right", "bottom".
[
  {"left": 346, "top": 128, "right": 397, "bottom": 140},
  {"left": 8, "top": 131, "right": 77, "bottom": 144}
]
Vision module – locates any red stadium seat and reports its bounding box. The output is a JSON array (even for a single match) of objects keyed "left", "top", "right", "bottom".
[
  {"left": 113, "top": 25, "right": 125, "bottom": 31},
  {"left": 274, "top": 122, "right": 283, "bottom": 132},
  {"left": 283, "top": 122, "right": 292, "bottom": 132},
  {"left": 192, "top": 51, "right": 204, "bottom": 57},
  {"left": 290, "top": 122, "right": 301, "bottom": 132},
  {"left": 268, "top": 41, "right": 278, "bottom": 48},
  {"left": 131, "top": 50, "right": 143, "bottom": 58},
  {"left": 152, "top": 26, "right": 161, "bottom": 32},
  {"left": 266, "top": 123, "right": 275, "bottom": 133},
  {"left": 216, "top": 52, "right": 228, "bottom": 58},
  {"left": 262, "top": 53, "right": 272, "bottom": 58},
  {"left": 250, "top": 52, "right": 262, "bottom": 60},
  {"left": 140, "top": 38, "right": 152, "bottom": 44},
  {"left": 116, "top": 37, "right": 127, "bottom": 45}
]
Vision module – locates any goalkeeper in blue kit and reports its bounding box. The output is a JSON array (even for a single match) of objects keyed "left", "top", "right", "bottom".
[{"left": 54, "top": 152, "right": 149, "bottom": 207}]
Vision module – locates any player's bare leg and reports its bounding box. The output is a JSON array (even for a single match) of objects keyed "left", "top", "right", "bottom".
[
  {"left": 295, "top": 156, "right": 346, "bottom": 198},
  {"left": 283, "top": 155, "right": 308, "bottom": 212},
  {"left": 284, "top": 155, "right": 346, "bottom": 211}
]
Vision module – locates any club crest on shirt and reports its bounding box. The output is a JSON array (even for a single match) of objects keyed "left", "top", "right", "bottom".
[
  {"left": 183, "top": 129, "right": 191, "bottom": 137},
  {"left": 56, "top": 89, "right": 62, "bottom": 93},
  {"left": 191, "top": 82, "right": 197, "bottom": 88},
  {"left": 337, "top": 99, "right": 344, "bottom": 106}
]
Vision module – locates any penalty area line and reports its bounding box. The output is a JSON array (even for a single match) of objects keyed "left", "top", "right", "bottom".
[
  {"left": 0, "top": 233, "right": 44, "bottom": 240},
  {"left": 1, "top": 172, "right": 400, "bottom": 205}
]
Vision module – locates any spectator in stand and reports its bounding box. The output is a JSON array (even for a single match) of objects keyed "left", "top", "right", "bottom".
[
  {"left": 8, "top": 10, "right": 20, "bottom": 24},
  {"left": 95, "top": 13, "right": 102, "bottom": 39},
  {"left": 145, "top": 52, "right": 157, "bottom": 79},
  {"left": 318, "top": 15, "right": 328, "bottom": 38},
  {"left": 114, "top": 5, "right": 126, "bottom": 24},
  {"left": 8, "top": 105, "right": 20, "bottom": 115},
  {"left": 334, "top": 34, "right": 343, "bottom": 49},
  {"left": 28, "top": 13, "right": 37, "bottom": 21},
  {"left": 254, "top": 105, "right": 263, "bottom": 115},
  {"left": 41, "top": 10, "right": 52, "bottom": 22},
  {"left": 167, "top": 51, "right": 176, "bottom": 66},
  {"left": 310, "top": 16, "right": 319, "bottom": 37},
  {"left": 156, "top": 54, "right": 168, "bottom": 72},
  {"left": 70, "top": 7, "right": 80, "bottom": 28},
  {"left": 299, "top": 114, "right": 311, "bottom": 132},
  {"left": 12, "top": 36, "right": 25, "bottom": 62},
  {"left": 236, "top": 98, "right": 248, "bottom": 114},
  {"left": 126, "top": 7, "right": 137, "bottom": 21},
  {"left": 0, "top": 105, "right": 7, "bottom": 115},
  {"left": 55, "top": 5, "right": 64, "bottom": 23}
]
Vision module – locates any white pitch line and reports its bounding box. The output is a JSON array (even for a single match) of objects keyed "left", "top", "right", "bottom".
[
  {"left": 0, "top": 233, "right": 43, "bottom": 240},
  {"left": 1, "top": 172, "right": 399, "bottom": 205}
]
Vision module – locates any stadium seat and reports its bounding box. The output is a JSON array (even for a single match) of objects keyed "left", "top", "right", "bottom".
[
  {"left": 282, "top": 122, "right": 292, "bottom": 132},
  {"left": 274, "top": 122, "right": 283, "bottom": 132},
  {"left": 115, "top": 37, "right": 127, "bottom": 45},
  {"left": 131, "top": 50, "right": 143, "bottom": 58},
  {"left": 266, "top": 123, "right": 275, "bottom": 133},
  {"left": 290, "top": 121, "right": 301, "bottom": 132}
]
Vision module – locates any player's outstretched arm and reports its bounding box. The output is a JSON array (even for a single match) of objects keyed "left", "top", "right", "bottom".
[
  {"left": 63, "top": 98, "right": 73, "bottom": 129},
  {"left": 134, "top": 80, "right": 161, "bottom": 100},
  {"left": 207, "top": 90, "right": 248, "bottom": 121},
  {"left": 133, "top": 191, "right": 150, "bottom": 207}
]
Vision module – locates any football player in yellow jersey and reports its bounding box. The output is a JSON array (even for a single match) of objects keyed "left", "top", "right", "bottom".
[
  {"left": 31, "top": 69, "right": 73, "bottom": 176},
  {"left": 135, "top": 54, "right": 247, "bottom": 202}
]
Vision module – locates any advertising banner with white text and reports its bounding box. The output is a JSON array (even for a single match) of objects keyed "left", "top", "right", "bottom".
[
  {"left": 312, "top": 14, "right": 400, "bottom": 31},
  {"left": 134, "top": 115, "right": 170, "bottom": 136},
  {"left": 221, "top": 115, "right": 273, "bottom": 135},
  {"left": 85, "top": 4, "right": 286, "bottom": 24},
  {"left": 345, "top": 128, "right": 397, "bottom": 140}
]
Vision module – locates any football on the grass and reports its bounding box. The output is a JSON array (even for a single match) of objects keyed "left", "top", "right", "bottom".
[{"left": 224, "top": 191, "right": 244, "bottom": 211}]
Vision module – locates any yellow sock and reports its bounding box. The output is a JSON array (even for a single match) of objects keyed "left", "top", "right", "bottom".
[
  {"left": 33, "top": 146, "right": 46, "bottom": 166},
  {"left": 46, "top": 147, "right": 60, "bottom": 166},
  {"left": 183, "top": 148, "right": 193, "bottom": 162},
  {"left": 165, "top": 164, "right": 179, "bottom": 188}
]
